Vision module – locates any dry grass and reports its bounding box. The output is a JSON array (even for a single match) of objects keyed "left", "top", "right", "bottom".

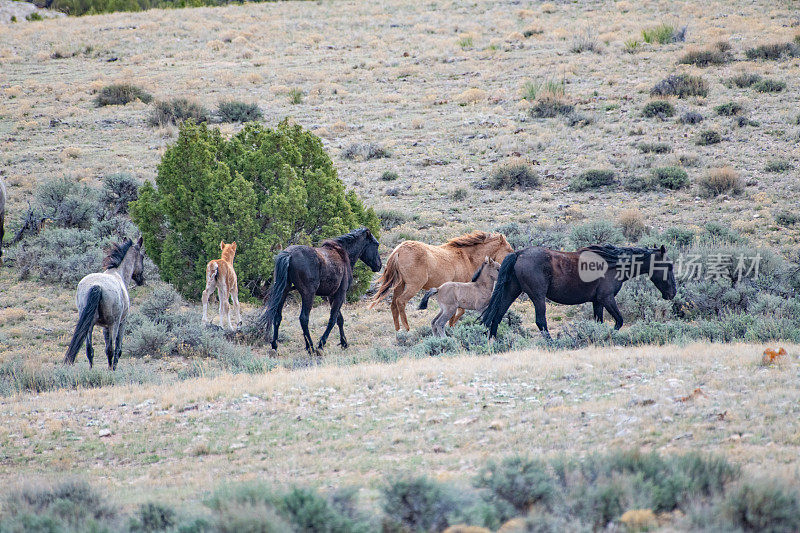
[
  {"left": 1, "top": 0, "right": 800, "bottom": 510},
  {"left": 698, "top": 166, "right": 745, "bottom": 197},
  {"left": 1, "top": 342, "right": 799, "bottom": 506}
]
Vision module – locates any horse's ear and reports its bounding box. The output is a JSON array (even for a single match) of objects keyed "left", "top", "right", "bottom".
[
  {"left": 220, "top": 240, "right": 225, "bottom": 251},
  {"left": 484, "top": 255, "right": 490, "bottom": 263},
  {"left": 659, "top": 244, "right": 666, "bottom": 255},
  {"left": 137, "top": 236, "right": 143, "bottom": 247}
]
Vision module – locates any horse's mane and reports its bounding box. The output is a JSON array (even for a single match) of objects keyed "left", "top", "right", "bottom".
[
  {"left": 102, "top": 238, "right": 133, "bottom": 269},
  {"left": 580, "top": 244, "right": 655, "bottom": 268},
  {"left": 323, "top": 227, "right": 371, "bottom": 250},
  {"left": 444, "top": 231, "right": 500, "bottom": 248},
  {"left": 470, "top": 263, "right": 485, "bottom": 282}
]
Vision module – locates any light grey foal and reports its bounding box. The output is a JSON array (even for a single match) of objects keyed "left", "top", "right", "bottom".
[
  {"left": 64, "top": 237, "right": 146, "bottom": 370},
  {"left": 418, "top": 256, "right": 501, "bottom": 337}
]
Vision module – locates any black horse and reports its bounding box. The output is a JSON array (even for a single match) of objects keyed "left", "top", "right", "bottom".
[
  {"left": 258, "top": 228, "right": 382, "bottom": 355},
  {"left": 481, "top": 244, "right": 677, "bottom": 339}
]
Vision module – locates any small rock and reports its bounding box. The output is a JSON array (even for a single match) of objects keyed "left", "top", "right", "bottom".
[
  {"left": 98, "top": 429, "right": 112, "bottom": 438},
  {"left": 229, "top": 443, "right": 245, "bottom": 451}
]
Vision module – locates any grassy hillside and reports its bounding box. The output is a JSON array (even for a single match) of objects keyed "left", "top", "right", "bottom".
[{"left": 1, "top": 0, "right": 800, "bottom": 528}]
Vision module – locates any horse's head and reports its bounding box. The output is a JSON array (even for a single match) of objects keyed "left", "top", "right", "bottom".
[
  {"left": 132, "top": 236, "right": 146, "bottom": 286},
  {"left": 361, "top": 229, "right": 382, "bottom": 272},
  {"left": 221, "top": 240, "right": 237, "bottom": 262},
  {"left": 649, "top": 245, "right": 676, "bottom": 300},
  {"left": 485, "top": 256, "right": 502, "bottom": 282},
  {"left": 491, "top": 233, "right": 515, "bottom": 262}
]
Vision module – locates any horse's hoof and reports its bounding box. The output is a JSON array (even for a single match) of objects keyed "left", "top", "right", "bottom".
[{"left": 340, "top": 341, "right": 348, "bottom": 349}]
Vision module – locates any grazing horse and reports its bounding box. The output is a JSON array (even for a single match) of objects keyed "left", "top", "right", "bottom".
[
  {"left": 418, "top": 256, "right": 501, "bottom": 337},
  {"left": 0, "top": 176, "right": 5, "bottom": 265},
  {"left": 257, "top": 228, "right": 381, "bottom": 355},
  {"left": 202, "top": 240, "right": 242, "bottom": 331},
  {"left": 481, "top": 244, "right": 677, "bottom": 339},
  {"left": 64, "top": 237, "right": 146, "bottom": 369},
  {"left": 370, "top": 231, "right": 513, "bottom": 331}
]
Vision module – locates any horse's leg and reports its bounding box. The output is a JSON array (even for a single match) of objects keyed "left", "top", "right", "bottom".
[
  {"left": 103, "top": 327, "right": 113, "bottom": 368},
  {"left": 431, "top": 309, "right": 444, "bottom": 336},
  {"left": 85, "top": 327, "right": 94, "bottom": 368},
  {"left": 271, "top": 288, "right": 289, "bottom": 351},
  {"left": 394, "top": 283, "right": 421, "bottom": 332},
  {"left": 390, "top": 286, "right": 403, "bottom": 331},
  {"left": 230, "top": 283, "right": 242, "bottom": 329},
  {"left": 318, "top": 291, "right": 345, "bottom": 352},
  {"left": 298, "top": 290, "right": 316, "bottom": 355},
  {"left": 201, "top": 278, "right": 215, "bottom": 324},
  {"left": 336, "top": 313, "right": 348, "bottom": 349},
  {"left": 434, "top": 307, "right": 454, "bottom": 337},
  {"left": 531, "top": 296, "right": 551, "bottom": 340},
  {"left": 602, "top": 298, "right": 624, "bottom": 330},
  {"left": 220, "top": 284, "right": 234, "bottom": 331},
  {"left": 448, "top": 307, "right": 465, "bottom": 327},
  {"left": 592, "top": 301, "right": 604, "bottom": 323},
  {"left": 112, "top": 320, "right": 124, "bottom": 370}
]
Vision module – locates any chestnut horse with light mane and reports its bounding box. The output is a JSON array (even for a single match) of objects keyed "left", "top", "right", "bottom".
[
  {"left": 370, "top": 231, "right": 513, "bottom": 331},
  {"left": 202, "top": 241, "right": 242, "bottom": 331}
]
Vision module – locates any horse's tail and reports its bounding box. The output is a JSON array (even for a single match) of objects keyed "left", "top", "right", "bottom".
[
  {"left": 480, "top": 252, "right": 520, "bottom": 338},
  {"left": 64, "top": 286, "right": 101, "bottom": 365},
  {"left": 207, "top": 261, "right": 219, "bottom": 283},
  {"left": 418, "top": 288, "right": 438, "bottom": 310},
  {"left": 369, "top": 248, "right": 401, "bottom": 308},
  {"left": 257, "top": 252, "right": 291, "bottom": 339}
]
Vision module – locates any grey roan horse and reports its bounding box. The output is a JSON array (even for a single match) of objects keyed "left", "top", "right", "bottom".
[{"left": 64, "top": 237, "right": 146, "bottom": 369}]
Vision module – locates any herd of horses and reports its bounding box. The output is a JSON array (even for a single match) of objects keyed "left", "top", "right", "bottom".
[{"left": 61, "top": 227, "right": 677, "bottom": 368}]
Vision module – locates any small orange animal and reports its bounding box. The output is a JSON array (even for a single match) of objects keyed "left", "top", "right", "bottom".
[
  {"left": 761, "top": 347, "right": 787, "bottom": 365},
  {"left": 202, "top": 241, "right": 242, "bottom": 331}
]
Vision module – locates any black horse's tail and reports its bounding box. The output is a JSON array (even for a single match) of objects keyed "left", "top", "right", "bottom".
[
  {"left": 258, "top": 252, "right": 291, "bottom": 340},
  {"left": 64, "top": 286, "right": 101, "bottom": 364},
  {"left": 418, "top": 288, "right": 438, "bottom": 310},
  {"left": 480, "top": 252, "right": 520, "bottom": 337}
]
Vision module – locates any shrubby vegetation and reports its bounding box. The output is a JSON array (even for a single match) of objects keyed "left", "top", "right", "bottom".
[
  {"left": 33, "top": 0, "right": 278, "bottom": 16},
  {"left": 130, "top": 120, "right": 379, "bottom": 300},
  {"left": 568, "top": 169, "right": 614, "bottom": 191},
  {"left": 5, "top": 451, "right": 797, "bottom": 532},
  {"left": 148, "top": 98, "right": 211, "bottom": 127},
  {"left": 651, "top": 74, "right": 708, "bottom": 98},
  {"left": 94, "top": 83, "right": 152, "bottom": 107},
  {"left": 8, "top": 174, "right": 140, "bottom": 285},
  {"left": 487, "top": 159, "right": 539, "bottom": 190},
  {"left": 679, "top": 41, "right": 732, "bottom": 66},
  {"left": 216, "top": 100, "right": 263, "bottom": 123},
  {"left": 642, "top": 100, "right": 675, "bottom": 118}
]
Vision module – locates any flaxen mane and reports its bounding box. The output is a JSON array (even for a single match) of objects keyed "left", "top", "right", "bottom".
[
  {"left": 102, "top": 239, "right": 133, "bottom": 270},
  {"left": 444, "top": 231, "right": 495, "bottom": 248}
]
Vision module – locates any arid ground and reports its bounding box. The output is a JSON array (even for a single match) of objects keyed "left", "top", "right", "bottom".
[{"left": 1, "top": 0, "right": 799, "bottom": 519}]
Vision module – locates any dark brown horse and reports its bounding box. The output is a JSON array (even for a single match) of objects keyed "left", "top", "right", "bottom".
[
  {"left": 481, "top": 244, "right": 677, "bottom": 339},
  {"left": 257, "top": 228, "right": 381, "bottom": 355}
]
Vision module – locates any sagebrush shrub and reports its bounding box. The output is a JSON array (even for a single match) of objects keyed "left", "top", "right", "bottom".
[
  {"left": 678, "top": 41, "right": 732, "bottom": 66},
  {"left": 380, "top": 170, "right": 399, "bottom": 181},
  {"left": 488, "top": 159, "right": 539, "bottom": 190},
  {"left": 35, "top": 177, "right": 100, "bottom": 229},
  {"left": 714, "top": 102, "right": 743, "bottom": 116},
  {"left": 678, "top": 111, "right": 704, "bottom": 124},
  {"left": 726, "top": 73, "right": 762, "bottom": 88},
  {"left": 531, "top": 95, "right": 574, "bottom": 118},
  {"left": 622, "top": 174, "right": 656, "bottom": 192},
  {"left": 696, "top": 129, "right": 722, "bottom": 146},
  {"left": 752, "top": 78, "right": 786, "bottom": 93},
  {"left": 102, "top": 173, "right": 139, "bottom": 215},
  {"left": 638, "top": 142, "right": 671, "bottom": 154},
  {"left": 697, "top": 167, "right": 743, "bottom": 197},
  {"left": 618, "top": 209, "right": 646, "bottom": 240},
  {"left": 376, "top": 209, "right": 407, "bottom": 230},
  {"left": 216, "top": 100, "right": 263, "bottom": 123},
  {"left": 642, "top": 100, "right": 675, "bottom": 118},
  {"left": 475, "top": 456, "right": 555, "bottom": 519},
  {"left": 651, "top": 166, "right": 689, "bottom": 189},
  {"left": 341, "top": 142, "right": 390, "bottom": 160},
  {"left": 721, "top": 480, "right": 800, "bottom": 532},
  {"left": 745, "top": 41, "right": 800, "bottom": 60},
  {"left": 94, "top": 83, "right": 152, "bottom": 107},
  {"left": 651, "top": 74, "right": 708, "bottom": 98},
  {"left": 568, "top": 169, "right": 615, "bottom": 191},
  {"left": 569, "top": 220, "right": 624, "bottom": 249},
  {"left": 148, "top": 99, "right": 210, "bottom": 127},
  {"left": 764, "top": 159, "right": 792, "bottom": 172},
  {"left": 130, "top": 120, "right": 380, "bottom": 300},
  {"left": 774, "top": 210, "right": 799, "bottom": 226},
  {"left": 382, "top": 477, "right": 458, "bottom": 532}
]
